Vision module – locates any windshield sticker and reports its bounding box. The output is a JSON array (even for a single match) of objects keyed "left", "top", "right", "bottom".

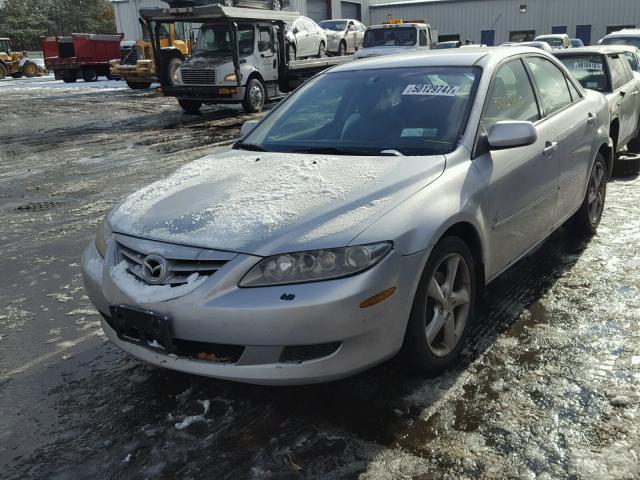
[
  {"left": 573, "top": 61, "right": 603, "bottom": 71},
  {"left": 402, "top": 84, "right": 460, "bottom": 96},
  {"left": 401, "top": 128, "right": 438, "bottom": 137}
]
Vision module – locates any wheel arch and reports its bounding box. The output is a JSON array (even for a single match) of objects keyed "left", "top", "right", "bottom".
[
  {"left": 610, "top": 118, "right": 620, "bottom": 152},
  {"left": 438, "top": 221, "right": 486, "bottom": 297},
  {"left": 598, "top": 141, "right": 614, "bottom": 178},
  {"left": 244, "top": 70, "right": 264, "bottom": 87}
]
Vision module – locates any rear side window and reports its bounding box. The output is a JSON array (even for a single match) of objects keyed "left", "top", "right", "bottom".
[
  {"left": 609, "top": 56, "right": 630, "bottom": 89},
  {"left": 557, "top": 54, "right": 609, "bottom": 92},
  {"left": 526, "top": 56, "right": 573, "bottom": 115},
  {"left": 258, "top": 27, "right": 272, "bottom": 52},
  {"left": 481, "top": 59, "right": 540, "bottom": 131}
]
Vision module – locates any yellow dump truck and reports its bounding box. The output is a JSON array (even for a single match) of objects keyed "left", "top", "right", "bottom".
[
  {"left": 0, "top": 38, "right": 40, "bottom": 79},
  {"left": 110, "top": 22, "right": 191, "bottom": 89}
]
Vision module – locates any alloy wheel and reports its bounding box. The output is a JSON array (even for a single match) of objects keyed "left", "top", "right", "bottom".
[
  {"left": 424, "top": 253, "right": 471, "bottom": 357},
  {"left": 250, "top": 83, "right": 263, "bottom": 108},
  {"left": 588, "top": 161, "right": 606, "bottom": 224}
]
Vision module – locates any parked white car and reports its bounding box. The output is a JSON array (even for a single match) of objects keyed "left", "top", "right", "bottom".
[
  {"left": 285, "top": 16, "right": 327, "bottom": 60},
  {"left": 599, "top": 29, "right": 640, "bottom": 49},
  {"left": 318, "top": 19, "right": 366, "bottom": 56},
  {"left": 510, "top": 41, "right": 552, "bottom": 52},
  {"left": 354, "top": 22, "right": 434, "bottom": 59},
  {"left": 535, "top": 34, "right": 572, "bottom": 49}
]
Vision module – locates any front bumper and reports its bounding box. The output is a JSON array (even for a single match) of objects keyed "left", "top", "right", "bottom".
[
  {"left": 81, "top": 238, "right": 425, "bottom": 385},
  {"left": 162, "top": 85, "right": 245, "bottom": 103}
]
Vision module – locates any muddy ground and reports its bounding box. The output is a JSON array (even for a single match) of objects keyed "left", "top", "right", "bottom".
[{"left": 1, "top": 76, "right": 639, "bottom": 480}]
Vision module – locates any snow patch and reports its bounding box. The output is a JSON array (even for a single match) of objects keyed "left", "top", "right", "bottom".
[
  {"left": 174, "top": 399, "right": 210, "bottom": 430},
  {"left": 110, "top": 261, "right": 208, "bottom": 304}
]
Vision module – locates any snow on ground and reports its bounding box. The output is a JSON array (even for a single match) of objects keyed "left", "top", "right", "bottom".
[{"left": 0, "top": 75, "right": 127, "bottom": 92}]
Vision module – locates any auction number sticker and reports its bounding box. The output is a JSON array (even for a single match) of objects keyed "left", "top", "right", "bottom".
[
  {"left": 402, "top": 84, "right": 460, "bottom": 96},
  {"left": 574, "top": 61, "right": 603, "bottom": 71}
]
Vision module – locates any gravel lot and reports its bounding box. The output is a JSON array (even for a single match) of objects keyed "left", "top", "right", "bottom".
[{"left": 1, "top": 76, "right": 639, "bottom": 480}]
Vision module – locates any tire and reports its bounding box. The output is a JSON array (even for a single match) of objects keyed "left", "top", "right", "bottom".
[
  {"left": 566, "top": 153, "right": 607, "bottom": 236},
  {"left": 11, "top": 73, "right": 24, "bottom": 79},
  {"left": 338, "top": 41, "right": 346, "bottom": 56},
  {"left": 82, "top": 69, "right": 98, "bottom": 82},
  {"left": 612, "top": 154, "right": 640, "bottom": 177},
  {"left": 126, "top": 80, "right": 152, "bottom": 90},
  {"left": 318, "top": 41, "right": 326, "bottom": 58},
  {"left": 403, "top": 236, "right": 476, "bottom": 375},
  {"left": 62, "top": 77, "right": 77, "bottom": 83},
  {"left": 22, "top": 60, "right": 38, "bottom": 78},
  {"left": 242, "top": 78, "right": 265, "bottom": 113},
  {"left": 287, "top": 43, "right": 296, "bottom": 61},
  {"left": 627, "top": 136, "right": 640, "bottom": 154},
  {"left": 165, "top": 57, "right": 183, "bottom": 86},
  {"left": 0, "top": 63, "right": 6, "bottom": 80},
  {"left": 159, "top": 51, "right": 183, "bottom": 86},
  {"left": 178, "top": 99, "right": 202, "bottom": 114}
]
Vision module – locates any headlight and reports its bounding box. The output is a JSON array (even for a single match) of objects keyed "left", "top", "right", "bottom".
[
  {"left": 173, "top": 67, "right": 183, "bottom": 84},
  {"left": 239, "top": 242, "right": 392, "bottom": 287},
  {"left": 224, "top": 73, "right": 237, "bottom": 82},
  {"left": 95, "top": 216, "right": 112, "bottom": 258}
]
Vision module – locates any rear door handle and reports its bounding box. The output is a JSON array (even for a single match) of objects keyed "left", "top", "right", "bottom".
[
  {"left": 543, "top": 141, "right": 559, "bottom": 156},
  {"left": 587, "top": 113, "right": 596, "bottom": 125}
]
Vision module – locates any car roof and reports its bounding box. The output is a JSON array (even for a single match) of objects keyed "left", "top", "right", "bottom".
[
  {"left": 330, "top": 46, "right": 545, "bottom": 72},
  {"left": 553, "top": 45, "right": 633, "bottom": 56},
  {"left": 536, "top": 34, "right": 569, "bottom": 38},
  {"left": 605, "top": 29, "right": 640, "bottom": 37}
]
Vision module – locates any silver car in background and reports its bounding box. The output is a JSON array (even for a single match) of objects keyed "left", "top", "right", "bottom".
[
  {"left": 535, "top": 33, "right": 572, "bottom": 49},
  {"left": 509, "top": 41, "right": 552, "bottom": 52},
  {"left": 82, "top": 48, "right": 611, "bottom": 385},
  {"left": 285, "top": 16, "right": 327, "bottom": 60},
  {"left": 318, "top": 19, "right": 366, "bottom": 56}
]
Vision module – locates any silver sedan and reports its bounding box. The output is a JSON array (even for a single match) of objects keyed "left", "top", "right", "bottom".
[
  {"left": 82, "top": 48, "right": 612, "bottom": 385},
  {"left": 318, "top": 19, "right": 366, "bottom": 55}
]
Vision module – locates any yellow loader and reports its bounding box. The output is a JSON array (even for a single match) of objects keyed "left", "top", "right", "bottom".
[
  {"left": 110, "top": 21, "right": 191, "bottom": 89},
  {"left": 0, "top": 38, "right": 41, "bottom": 80}
]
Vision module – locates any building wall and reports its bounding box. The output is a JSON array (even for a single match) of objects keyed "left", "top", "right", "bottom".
[
  {"left": 369, "top": 0, "right": 640, "bottom": 45},
  {"left": 111, "top": 0, "right": 370, "bottom": 41}
]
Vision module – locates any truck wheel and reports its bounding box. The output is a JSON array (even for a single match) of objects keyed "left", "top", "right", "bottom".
[
  {"left": 63, "top": 77, "right": 77, "bottom": 83},
  {"left": 0, "top": 63, "right": 6, "bottom": 80},
  {"left": 126, "top": 80, "right": 152, "bottom": 90},
  {"left": 82, "top": 69, "right": 98, "bottom": 82},
  {"left": 242, "top": 78, "right": 265, "bottom": 113},
  {"left": 287, "top": 44, "right": 296, "bottom": 61},
  {"left": 338, "top": 41, "right": 346, "bottom": 56},
  {"left": 22, "top": 61, "right": 38, "bottom": 78},
  {"left": 318, "top": 41, "right": 326, "bottom": 58},
  {"left": 178, "top": 99, "right": 202, "bottom": 114}
]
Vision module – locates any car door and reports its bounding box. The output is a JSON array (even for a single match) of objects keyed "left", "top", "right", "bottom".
[
  {"left": 257, "top": 26, "right": 277, "bottom": 82},
  {"left": 355, "top": 22, "right": 366, "bottom": 50},
  {"left": 609, "top": 54, "right": 637, "bottom": 145},
  {"left": 525, "top": 55, "right": 595, "bottom": 225},
  {"left": 473, "top": 57, "right": 559, "bottom": 273},
  {"left": 620, "top": 55, "right": 640, "bottom": 138},
  {"left": 293, "top": 19, "right": 310, "bottom": 57}
]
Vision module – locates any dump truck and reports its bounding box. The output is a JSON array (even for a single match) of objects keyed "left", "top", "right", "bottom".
[
  {"left": 141, "top": 4, "right": 353, "bottom": 113},
  {"left": 110, "top": 20, "right": 192, "bottom": 90},
  {"left": 41, "top": 33, "right": 123, "bottom": 83},
  {"left": 0, "top": 38, "right": 40, "bottom": 79}
]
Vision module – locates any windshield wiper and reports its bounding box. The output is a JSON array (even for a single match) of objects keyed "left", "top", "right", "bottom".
[
  {"left": 234, "top": 141, "right": 270, "bottom": 152},
  {"left": 291, "top": 146, "right": 383, "bottom": 156}
]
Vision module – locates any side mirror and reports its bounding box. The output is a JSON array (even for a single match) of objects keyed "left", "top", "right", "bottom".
[
  {"left": 487, "top": 121, "right": 537, "bottom": 149},
  {"left": 240, "top": 120, "right": 259, "bottom": 139}
]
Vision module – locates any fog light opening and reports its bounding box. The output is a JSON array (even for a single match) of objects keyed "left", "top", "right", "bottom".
[{"left": 359, "top": 287, "right": 397, "bottom": 308}]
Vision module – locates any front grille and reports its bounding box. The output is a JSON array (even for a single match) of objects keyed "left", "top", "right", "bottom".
[
  {"left": 279, "top": 342, "right": 341, "bottom": 364},
  {"left": 181, "top": 69, "right": 216, "bottom": 84},
  {"left": 120, "top": 46, "right": 138, "bottom": 65},
  {"left": 116, "top": 241, "right": 228, "bottom": 286}
]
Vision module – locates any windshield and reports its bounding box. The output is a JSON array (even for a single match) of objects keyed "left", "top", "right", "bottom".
[
  {"left": 239, "top": 66, "right": 481, "bottom": 156},
  {"left": 195, "top": 24, "right": 255, "bottom": 56},
  {"left": 363, "top": 27, "right": 417, "bottom": 48},
  {"left": 601, "top": 36, "right": 640, "bottom": 48},
  {"left": 0, "top": 40, "right": 11, "bottom": 53},
  {"left": 319, "top": 20, "right": 347, "bottom": 31},
  {"left": 557, "top": 54, "right": 610, "bottom": 92}
]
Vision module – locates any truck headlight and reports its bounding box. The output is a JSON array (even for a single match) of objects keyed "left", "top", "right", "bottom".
[
  {"left": 95, "top": 216, "right": 112, "bottom": 258},
  {"left": 224, "top": 73, "right": 238, "bottom": 82},
  {"left": 239, "top": 242, "right": 392, "bottom": 287}
]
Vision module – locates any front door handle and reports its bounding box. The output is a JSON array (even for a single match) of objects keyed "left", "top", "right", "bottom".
[
  {"left": 543, "top": 141, "right": 559, "bottom": 156},
  {"left": 587, "top": 113, "right": 596, "bottom": 125}
]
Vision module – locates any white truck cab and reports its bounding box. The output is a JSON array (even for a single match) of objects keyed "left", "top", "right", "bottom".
[{"left": 354, "top": 20, "right": 434, "bottom": 59}]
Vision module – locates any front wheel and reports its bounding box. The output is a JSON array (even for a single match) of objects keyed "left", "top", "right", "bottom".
[
  {"left": 62, "top": 77, "right": 77, "bottom": 83},
  {"left": 242, "top": 78, "right": 265, "bottom": 113},
  {"left": 126, "top": 80, "right": 152, "bottom": 90},
  {"left": 82, "top": 69, "right": 98, "bottom": 82},
  {"left": 287, "top": 43, "right": 296, "bottom": 61},
  {"left": 566, "top": 153, "right": 607, "bottom": 236},
  {"left": 178, "top": 99, "right": 202, "bottom": 114},
  {"left": 318, "top": 41, "right": 326, "bottom": 58},
  {"left": 22, "top": 60, "right": 38, "bottom": 78},
  {"left": 403, "top": 236, "right": 476, "bottom": 375},
  {"left": 338, "top": 41, "right": 346, "bottom": 56}
]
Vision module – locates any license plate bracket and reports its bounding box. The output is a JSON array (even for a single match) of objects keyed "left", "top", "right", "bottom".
[{"left": 109, "top": 305, "right": 176, "bottom": 353}]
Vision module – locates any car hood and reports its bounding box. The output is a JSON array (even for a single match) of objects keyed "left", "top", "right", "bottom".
[
  {"left": 355, "top": 46, "right": 413, "bottom": 58},
  {"left": 108, "top": 150, "right": 445, "bottom": 256}
]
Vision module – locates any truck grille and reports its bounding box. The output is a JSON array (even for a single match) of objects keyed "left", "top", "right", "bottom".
[
  {"left": 120, "top": 47, "right": 138, "bottom": 65},
  {"left": 181, "top": 69, "right": 216, "bottom": 84},
  {"left": 116, "top": 241, "right": 228, "bottom": 286}
]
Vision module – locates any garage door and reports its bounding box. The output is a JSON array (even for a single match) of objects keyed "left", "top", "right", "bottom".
[
  {"left": 340, "top": 1, "right": 361, "bottom": 20},
  {"left": 307, "top": 0, "right": 329, "bottom": 22}
]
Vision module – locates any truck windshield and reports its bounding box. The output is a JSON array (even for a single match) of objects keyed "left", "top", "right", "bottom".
[
  {"left": 601, "top": 37, "right": 640, "bottom": 49},
  {"left": 0, "top": 40, "right": 11, "bottom": 53},
  {"left": 239, "top": 66, "right": 481, "bottom": 156},
  {"left": 557, "top": 54, "right": 610, "bottom": 92},
  {"left": 363, "top": 27, "right": 417, "bottom": 48},
  {"left": 319, "top": 20, "right": 348, "bottom": 31},
  {"left": 195, "top": 24, "right": 255, "bottom": 56}
]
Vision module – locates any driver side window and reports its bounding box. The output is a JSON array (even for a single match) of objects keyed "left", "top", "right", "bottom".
[
  {"left": 481, "top": 59, "right": 540, "bottom": 132},
  {"left": 258, "top": 27, "right": 273, "bottom": 52}
]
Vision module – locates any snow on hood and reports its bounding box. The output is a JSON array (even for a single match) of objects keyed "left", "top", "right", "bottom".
[{"left": 108, "top": 150, "right": 445, "bottom": 255}]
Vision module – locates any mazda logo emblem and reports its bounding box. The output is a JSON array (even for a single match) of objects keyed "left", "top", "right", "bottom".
[{"left": 141, "top": 254, "right": 168, "bottom": 284}]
